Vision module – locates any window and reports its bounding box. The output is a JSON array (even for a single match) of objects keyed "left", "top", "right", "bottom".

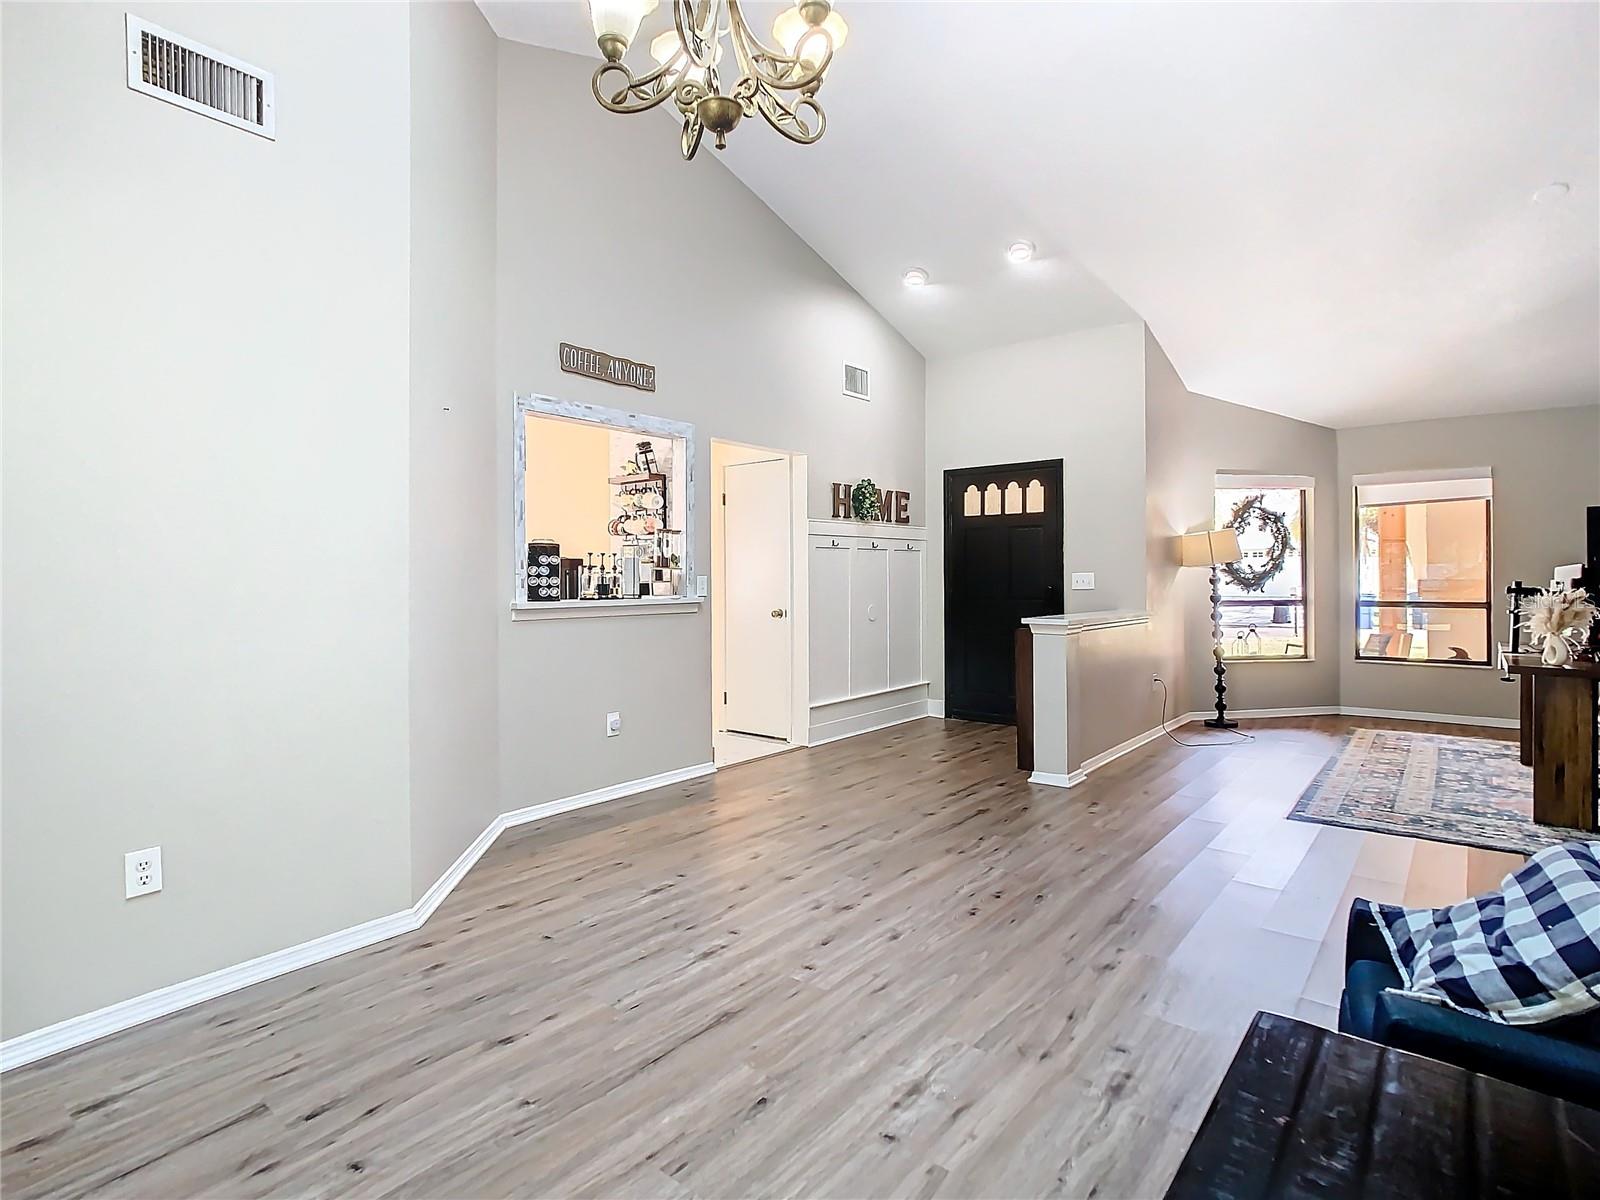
[
  {"left": 513, "top": 395, "right": 694, "bottom": 608},
  {"left": 1354, "top": 473, "right": 1491, "bottom": 665},
  {"left": 1213, "top": 479, "right": 1311, "bottom": 659}
]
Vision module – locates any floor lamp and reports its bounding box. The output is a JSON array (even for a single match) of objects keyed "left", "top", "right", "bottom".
[{"left": 1179, "top": 528, "right": 1244, "bottom": 729}]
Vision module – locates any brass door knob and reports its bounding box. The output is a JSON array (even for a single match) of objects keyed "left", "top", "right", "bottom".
[{"left": 771, "top": 609, "right": 786, "bottom": 618}]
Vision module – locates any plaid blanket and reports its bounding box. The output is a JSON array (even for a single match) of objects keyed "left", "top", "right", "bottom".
[{"left": 1362, "top": 840, "right": 1600, "bottom": 1026}]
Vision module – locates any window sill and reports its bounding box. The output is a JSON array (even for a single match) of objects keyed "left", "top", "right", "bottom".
[
  {"left": 1351, "top": 658, "right": 1496, "bottom": 670},
  {"left": 511, "top": 598, "right": 701, "bottom": 621},
  {"left": 1223, "top": 656, "right": 1315, "bottom": 664}
]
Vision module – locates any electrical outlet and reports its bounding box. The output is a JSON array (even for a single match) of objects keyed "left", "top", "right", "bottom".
[
  {"left": 125, "top": 847, "right": 162, "bottom": 899},
  {"left": 1071, "top": 572, "right": 1096, "bottom": 591},
  {"left": 1152, "top": 673, "right": 1162, "bottom": 686},
  {"left": 606, "top": 711, "right": 622, "bottom": 738}
]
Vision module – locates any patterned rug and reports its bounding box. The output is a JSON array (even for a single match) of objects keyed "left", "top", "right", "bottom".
[{"left": 1289, "top": 727, "right": 1591, "bottom": 855}]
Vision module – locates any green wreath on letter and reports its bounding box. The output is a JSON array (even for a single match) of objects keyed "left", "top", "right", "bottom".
[
  {"left": 851, "top": 479, "right": 883, "bottom": 522},
  {"left": 1220, "top": 493, "right": 1290, "bottom": 593}
]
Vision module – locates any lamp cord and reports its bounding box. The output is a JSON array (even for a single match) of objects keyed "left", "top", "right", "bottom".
[{"left": 1155, "top": 676, "right": 1253, "bottom": 748}]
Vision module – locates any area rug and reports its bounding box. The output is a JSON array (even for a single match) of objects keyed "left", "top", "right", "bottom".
[{"left": 1289, "top": 727, "right": 1591, "bottom": 855}]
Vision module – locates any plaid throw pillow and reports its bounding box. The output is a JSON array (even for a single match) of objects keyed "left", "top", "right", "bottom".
[{"left": 1362, "top": 840, "right": 1600, "bottom": 1026}]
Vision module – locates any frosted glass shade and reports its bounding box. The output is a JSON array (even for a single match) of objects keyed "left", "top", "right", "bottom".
[
  {"left": 589, "top": 0, "right": 658, "bottom": 48},
  {"left": 772, "top": 6, "right": 848, "bottom": 70}
]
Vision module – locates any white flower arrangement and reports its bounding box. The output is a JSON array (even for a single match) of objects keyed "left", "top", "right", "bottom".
[{"left": 1522, "top": 586, "right": 1598, "bottom": 666}]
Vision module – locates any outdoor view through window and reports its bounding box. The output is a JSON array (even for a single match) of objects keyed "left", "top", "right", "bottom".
[
  {"left": 1355, "top": 496, "right": 1491, "bottom": 664},
  {"left": 1213, "top": 486, "right": 1309, "bottom": 659}
]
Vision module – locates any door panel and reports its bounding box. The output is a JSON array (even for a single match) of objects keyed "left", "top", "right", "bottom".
[
  {"left": 724, "top": 458, "right": 791, "bottom": 738},
  {"left": 888, "top": 547, "right": 923, "bottom": 688},
  {"left": 944, "top": 460, "right": 1063, "bottom": 724},
  {"left": 809, "top": 538, "right": 851, "bottom": 703},
  {"left": 851, "top": 544, "right": 889, "bottom": 695}
]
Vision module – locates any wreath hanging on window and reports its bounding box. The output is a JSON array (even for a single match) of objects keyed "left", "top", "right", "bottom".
[
  {"left": 851, "top": 478, "right": 883, "bottom": 522},
  {"left": 1220, "top": 493, "right": 1291, "bottom": 592}
]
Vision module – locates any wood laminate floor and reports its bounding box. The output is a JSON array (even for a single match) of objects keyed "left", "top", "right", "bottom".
[{"left": 1, "top": 716, "right": 1522, "bottom": 1199}]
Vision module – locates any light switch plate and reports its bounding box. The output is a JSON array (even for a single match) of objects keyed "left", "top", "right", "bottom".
[
  {"left": 695, "top": 575, "right": 709, "bottom": 598},
  {"left": 1071, "top": 572, "right": 1096, "bottom": 591}
]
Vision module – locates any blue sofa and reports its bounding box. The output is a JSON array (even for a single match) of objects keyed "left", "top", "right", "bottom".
[{"left": 1338, "top": 900, "right": 1600, "bottom": 1107}]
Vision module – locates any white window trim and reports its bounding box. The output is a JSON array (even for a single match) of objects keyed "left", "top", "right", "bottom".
[
  {"left": 1215, "top": 481, "right": 1315, "bottom": 664},
  {"left": 511, "top": 393, "right": 697, "bottom": 614}
]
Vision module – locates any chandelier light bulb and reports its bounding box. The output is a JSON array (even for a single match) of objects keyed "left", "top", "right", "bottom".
[
  {"left": 1007, "top": 240, "right": 1036, "bottom": 263},
  {"left": 902, "top": 267, "right": 929, "bottom": 288},
  {"left": 650, "top": 28, "right": 720, "bottom": 88},
  {"left": 773, "top": 6, "right": 849, "bottom": 72}
]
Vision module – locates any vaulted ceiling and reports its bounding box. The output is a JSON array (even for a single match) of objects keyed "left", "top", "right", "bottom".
[{"left": 481, "top": 2, "right": 1599, "bottom": 429}]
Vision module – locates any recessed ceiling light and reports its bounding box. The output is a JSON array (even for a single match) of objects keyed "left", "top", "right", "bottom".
[
  {"left": 1006, "top": 240, "right": 1035, "bottom": 263},
  {"left": 1532, "top": 181, "right": 1571, "bottom": 204},
  {"left": 902, "top": 267, "right": 929, "bottom": 288}
]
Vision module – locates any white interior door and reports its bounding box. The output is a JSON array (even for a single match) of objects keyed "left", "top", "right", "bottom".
[{"left": 723, "top": 457, "right": 792, "bottom": 739}]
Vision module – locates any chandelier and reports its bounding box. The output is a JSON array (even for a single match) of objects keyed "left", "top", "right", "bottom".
[{"left": 586, "top": 1, "right": 848, "bottom": 160}]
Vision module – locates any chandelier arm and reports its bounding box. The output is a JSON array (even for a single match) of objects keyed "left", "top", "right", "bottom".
[
  {"left": 674, "top": 0, "right": 721, "bottom": 72},
  {"left": 726, "top": 0, "right": 831, "bottom": 93},
  {"left": 749, "top": 83, "right": 826, "bottom": 144},
  {"left": 592, "top": 49, "right": 692, "bottom": 115}
]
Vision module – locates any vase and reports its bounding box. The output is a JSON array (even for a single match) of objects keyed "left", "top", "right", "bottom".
[{"left": 1542, "top": 635, "right": 1573, "bottom": 667}]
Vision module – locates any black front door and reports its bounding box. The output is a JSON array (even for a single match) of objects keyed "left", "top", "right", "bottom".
[{"left": 944, "top": 461, "right": 1064, "bottom": 724}]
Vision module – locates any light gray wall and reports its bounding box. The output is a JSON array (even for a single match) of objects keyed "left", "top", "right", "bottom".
[
  {"left": 1052, "top": 330, "right": 1340, "bottom": 772},
  {"left": 494, "top": 43, "right": 925, "bottom": 813},
  {"left": 1144, "top": 331, "right": 1341, "bottom": 718},
  {"left": 924, "top": 323, "right": 1148, "bottom": 703},
  {"left": 1, "top": 2, "right": 413, "bottom": 1036},
  {"left": 407, "top": 2, "right": 499, "bottom": 899},
  {"left": 1336, "top": 406, "right": 1600, "bottom": 722}
]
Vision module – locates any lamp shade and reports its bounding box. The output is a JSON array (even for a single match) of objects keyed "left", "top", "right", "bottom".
[{"left": 1178, "top": 528, "right": 1242, "bottom": 567}]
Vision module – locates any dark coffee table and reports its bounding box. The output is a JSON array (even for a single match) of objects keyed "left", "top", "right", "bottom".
[{"left": 1165, "top": 1011, "right": 1599, "bottom": 1199}]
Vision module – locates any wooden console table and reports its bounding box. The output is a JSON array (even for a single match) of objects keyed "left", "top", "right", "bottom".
[
  {"left": 1502, "top": 650, "right": 1599, "bottom": 832},
  {"left": 1165, "top": 1012, "right": 1599, "bottom": 1199}
]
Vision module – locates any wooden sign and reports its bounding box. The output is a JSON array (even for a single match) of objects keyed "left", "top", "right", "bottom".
[
  {"left": 832, "top": 482, "right": 912, "bottom": 524},
  {"left": 559, "top": 343, "right": 656, "bottom": 392}
]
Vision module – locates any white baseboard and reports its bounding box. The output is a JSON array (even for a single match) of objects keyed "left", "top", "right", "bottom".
[
  {"left": 1338, "top": 706, "right": 1518, "bottom": 730},
  {"left": 1222, "top": 705, "right": 1340, "bottom": 719},
  {"left": 1027, "top": 770, "right": 1083, "bottom": 788},
  {"left": 0, "top": 761, "right": 715, "bottom": 1073},
  {"left": 1030, "top": 701, "right": 1514, "bottom": 792},
  {"left": 809, "top": 701, "right": 931, "bottom": 746},
  {"left": 927, "top": 699, "right": 946, "bottom": 719},
  {"left": 1178, "top": 705, "right": 1516, "bottom": 730},
  {"left": 808, "top": 684, "right": 931, "bottom": 746}
]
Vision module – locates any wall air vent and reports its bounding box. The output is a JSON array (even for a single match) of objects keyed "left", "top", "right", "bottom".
[
  {"left": 843, "top": 362, "right": 870, "bottom": 401},
  {"left": 125, "top": 14, "right": 275, "bottom": 139}
]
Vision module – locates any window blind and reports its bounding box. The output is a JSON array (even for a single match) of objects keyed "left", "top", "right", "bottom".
[{"left": 1353, "top": 469, "right": 1492, "bottom": 507}]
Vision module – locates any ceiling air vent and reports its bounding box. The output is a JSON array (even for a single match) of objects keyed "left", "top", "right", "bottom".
[
  {"left": 843, "top": 362, "right": 870, "bottom": 401},
  {"left": 125, "top": 14, "right": 275, "bottom": 139}
]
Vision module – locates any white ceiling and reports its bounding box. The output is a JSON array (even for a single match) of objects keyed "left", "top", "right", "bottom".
[{"left": 481, "top": 2, "right": 1599, "bottom": 429}]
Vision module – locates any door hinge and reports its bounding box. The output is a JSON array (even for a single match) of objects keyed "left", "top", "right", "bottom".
[
  {"left": 723, "top": 690, "right": 728, "bottom": 703},
  {"left": 721, "top": 492, "right": 726, "bottom": 506}
]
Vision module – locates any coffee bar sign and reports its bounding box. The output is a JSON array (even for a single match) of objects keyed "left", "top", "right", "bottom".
[{"left": 559, "top": 342, "right": 656, "bottom": 392}]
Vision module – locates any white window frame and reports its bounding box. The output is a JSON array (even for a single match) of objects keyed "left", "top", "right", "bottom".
[
  {"left": 1213, "top": 473, "right": 1315, "bottom": 663},
  {"left": 511, "top": 393, "right": 697, "bottom": 618}
]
